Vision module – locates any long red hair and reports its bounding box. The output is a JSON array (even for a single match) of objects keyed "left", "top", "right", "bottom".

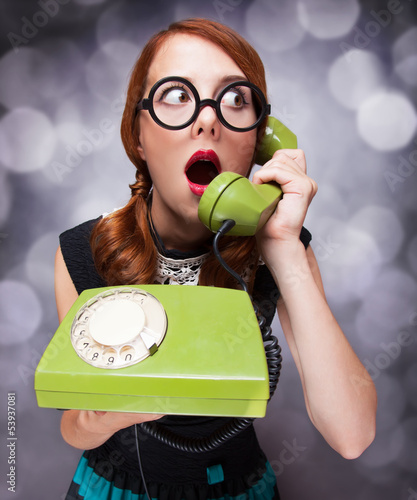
[{"left": 90, "top": 18, "right": 268, "bottom": 290}]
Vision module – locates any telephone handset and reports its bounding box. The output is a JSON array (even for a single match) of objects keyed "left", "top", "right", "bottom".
[{"left": 198, "top": 116, "right": 297, "bottom": 236}]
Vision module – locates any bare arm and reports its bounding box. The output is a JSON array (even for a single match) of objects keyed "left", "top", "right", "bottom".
[
  {"left": 54, "top": 246, "right": 163, "bottom": 450},
  {"left": 253, "top": 150, "right": 377, "bottom": 459},
  {"left": 275, "top": 244, "right": 377, "bottom": 459}
]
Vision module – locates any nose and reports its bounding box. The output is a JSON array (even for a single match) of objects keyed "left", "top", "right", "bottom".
[{"left": 192, "top": 99, "right": 221, "bottom": 138}]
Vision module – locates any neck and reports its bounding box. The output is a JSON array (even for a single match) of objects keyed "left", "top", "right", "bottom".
[{"left": 149, "top": 197, "right": 212, "bottom": 252}]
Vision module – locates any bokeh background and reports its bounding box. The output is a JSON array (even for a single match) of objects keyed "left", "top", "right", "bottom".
[{"left": 0, "top": 0, "right": 416, "bottom": 498}]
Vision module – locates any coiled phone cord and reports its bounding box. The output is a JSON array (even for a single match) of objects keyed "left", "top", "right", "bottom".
[{"left": 139, "top": 219, "right": 282, "bottom": 453}]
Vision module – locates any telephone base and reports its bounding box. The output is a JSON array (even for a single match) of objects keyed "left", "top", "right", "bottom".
[
  {"left": 35, "top": 285, "right": 270, "bottom": 418},
  {"left": 36, "top": 390, "right": 266, "bottom": 418}
]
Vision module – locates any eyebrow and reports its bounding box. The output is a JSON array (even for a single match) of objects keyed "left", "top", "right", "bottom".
[
  {"left": 150, "top": 74, "right": 247, "bottom": 87},
  {"left": 218, "top": 74, "right": 249, "bottom": 84},
  {"left": 184, "top": 74, "right": 249, "bottom": 86},
  {"left": 143, "top": 74, "right": 250, "bottom": 98}
]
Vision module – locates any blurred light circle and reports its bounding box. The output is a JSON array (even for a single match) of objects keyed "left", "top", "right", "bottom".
[
  {"left": 0, "top": 280, "right": 42, "bottom": 345},
  {"left": 0, "top": 344, "right": 34, "bottom": 389},
  {"left": 306, "top": 183, "right": 349, "bottom": 221},
  {"left": 357, "top": 91, "right": 417, "bottom": 151},
  {"left": 358, "top": 416, "right": 405, "bottom": 467},
  {"left": 100, "top": 39, "right": 140, "bottom": 63},
  {"left": 25, "top": 232, "right": 57, "bottom": 294},
  {"left": 91, "top": 139, "right": 132, "bottom": 189},
  {"left": 373, "top": 375, "right": 407, "bottom": 432},
  {"left": 55, "top": 121, "right": 86, "bottom": 145},
  {"left": 355, "top": 268, "right": 417, "bottom": 346},
  {"left": 55, "top": 119, "right": 116, "bottom": 155},
  {"left": 0, "top": 108, "right": 56, "bottom": 173},
  {"left": 355, "top": 305, "right": 392, "bottom": 349},
  {"left": 328, "top": 50, "right": 386, "bottom": 110},
  {"left": 0, "top": 347, "right": 24, "bottom": 388},
  {"left": 0, "top": 170, "right": 12, "bottom": 225},
  {"left": 314, "top": 221, "right": 382, "bottom": 302},
  {"left": 395, "top": 55, "right": 417, "bottom": 87},
  {"left": 95, "top": 2, "right": 160, "bottom": 48},
  {"left": 0, "top": 47, "right": 47, "bottom": 109},
  {"left": 404, "top": 363, "right": 417, "bottom": 411},
  {"left": 67, "top": 188, "right": 122, "bottom": 228},
  {"left": 396, "top": 417, "right": 417, "bottom": 472},
  {"left": 0, "top": 41, "right": 83, "bottom": 110},
  {"left": 85, "top": 40, "right": 140, "bottom": 102},
  {"left": 245, "top": 0, "right": 306, "bottom": 52},
  {"left": 36, "top": 39, "right": 85, "bottom": 103},
  {"left": 267, "top": 78, "right": 313, "bottom": 131},
  {"left": 297, "top": 0, "right": 360, "bottom": 40},
  {"left": 393, "top": 26, "right": 417, "bottom": 60},
  {"left": 348, "top": 205, "right": 403, "bottom": 263},
  {"left": 407, "top": 235, "right": 417, "bottom": 276},
  {"left": 55, "top": 99, "right": 82, "bottom": 125},
  {"left": 393, "top": 26, "right": 417, "bottom": 86}
]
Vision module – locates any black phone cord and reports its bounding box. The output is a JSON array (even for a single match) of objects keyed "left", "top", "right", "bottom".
[{"left": 140, "top": 219, "right": 282, "bottom": 452}]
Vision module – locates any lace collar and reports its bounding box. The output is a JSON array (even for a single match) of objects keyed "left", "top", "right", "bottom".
[
  {"left": 154, "top": 252, "right": 208, "bottom": 286},
  {"left": 146, "top": 200, "right": 256, "bottom": 286},
  {"left": 147, "top": 205, "right": 210, "bottom": 286}
]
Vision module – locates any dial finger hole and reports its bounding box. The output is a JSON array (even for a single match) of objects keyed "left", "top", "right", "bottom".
[
  {"left": 76, "top": 336, "right": 92, "bottom": 352},
  {"left": 133, "top": 291, "right": 148, "bottom": 306},
  {"left": 120, "top": 345, "right": 136, "bottom": 364},
  {"left": 102, "top": 348, "right": 117, "bottom": 366},
  {"left": 73, "top": 325, "right": 87, "bottom": 338},
  {"left": 86, "top": 345, "right": 102, "bottom": 363},
  {"left": 77, "top": 309, "right": 90, "bottom": 323}
]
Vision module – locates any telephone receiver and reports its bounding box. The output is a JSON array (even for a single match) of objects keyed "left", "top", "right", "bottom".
[{"left": 198, "top": 116, "right": 297, "bottom": 236}]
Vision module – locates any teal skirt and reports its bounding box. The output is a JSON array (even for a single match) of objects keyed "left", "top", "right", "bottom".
[{"left": 65, "top": 452, "right": 280, "bottom": 500}]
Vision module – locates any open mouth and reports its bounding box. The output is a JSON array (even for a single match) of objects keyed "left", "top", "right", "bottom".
[
  {"left": 185, "top": 150, "right": 221, "bottom": 196},
  {"left": 186, "top": 160, "right": 219, "bottom": 185}
]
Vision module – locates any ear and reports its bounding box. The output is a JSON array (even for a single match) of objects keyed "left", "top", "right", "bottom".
[{"left": 137, "top": 141, "right": 146, "bottom": 162}]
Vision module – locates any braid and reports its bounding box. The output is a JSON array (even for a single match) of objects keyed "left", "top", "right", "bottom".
[
  {"left": 90, "top": 170, "right": 157, "bottom": 286},
  {"left": 130, "top": 167, "right": 152, "bottom": 199}
]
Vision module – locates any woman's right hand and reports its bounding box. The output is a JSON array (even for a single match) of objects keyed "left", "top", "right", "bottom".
[{"left": 61, "top": 409, "right": 164, "bottom": 450}]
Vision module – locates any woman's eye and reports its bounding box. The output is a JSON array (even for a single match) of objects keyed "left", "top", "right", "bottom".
[
  {"left": 161, "top": 88, "right": 191, "bottom": 104},
  {"left": 222, "top": 90, "right": 245, "bottom": 108}
]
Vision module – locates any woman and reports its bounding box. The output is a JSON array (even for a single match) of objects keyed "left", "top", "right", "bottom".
[{"left": 55, "top": 18, "right": 377, "bottom": 500}]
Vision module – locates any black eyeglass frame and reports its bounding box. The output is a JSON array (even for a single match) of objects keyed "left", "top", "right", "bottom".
[{"left": 136, "top": 76, "right": 271, "bottom": 132}]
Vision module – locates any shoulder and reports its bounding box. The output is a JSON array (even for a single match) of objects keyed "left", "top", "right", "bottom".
[
  {"left": 59, "top": 216, "right": 106, "bottom": 294},
  {"left": 60, "top": 217, "right": 102, "bottom": 247}
]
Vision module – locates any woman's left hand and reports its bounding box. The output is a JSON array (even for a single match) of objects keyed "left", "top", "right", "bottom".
[{"left": 252, "top": 148, "right": 317, "bottom": 260}]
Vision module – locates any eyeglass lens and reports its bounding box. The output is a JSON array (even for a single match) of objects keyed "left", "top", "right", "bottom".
[{"left": 151, "top": 79, "right": 262, "bottom": 130}]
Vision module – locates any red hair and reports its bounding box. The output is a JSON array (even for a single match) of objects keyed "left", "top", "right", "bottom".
[{"left": 91, "top": 18, "right": 268, "bottom": 290}]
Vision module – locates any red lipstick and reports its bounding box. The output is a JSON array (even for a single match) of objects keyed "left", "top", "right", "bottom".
[{"left": 185, "top": 150, "right": 221, "bottom": 196}]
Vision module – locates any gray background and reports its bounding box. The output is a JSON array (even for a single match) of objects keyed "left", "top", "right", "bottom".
[{"left": 0, "top": 0, "right": 416, "bottom": 498}]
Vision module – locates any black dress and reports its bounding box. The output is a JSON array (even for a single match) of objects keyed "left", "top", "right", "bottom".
[{"left": 60, "top": 217, "right": 311, "bottom": 500}]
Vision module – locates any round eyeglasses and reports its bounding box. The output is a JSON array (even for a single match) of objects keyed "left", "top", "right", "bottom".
[{"left": 136, "top": 76, "right": 270, "bottom": 132}]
